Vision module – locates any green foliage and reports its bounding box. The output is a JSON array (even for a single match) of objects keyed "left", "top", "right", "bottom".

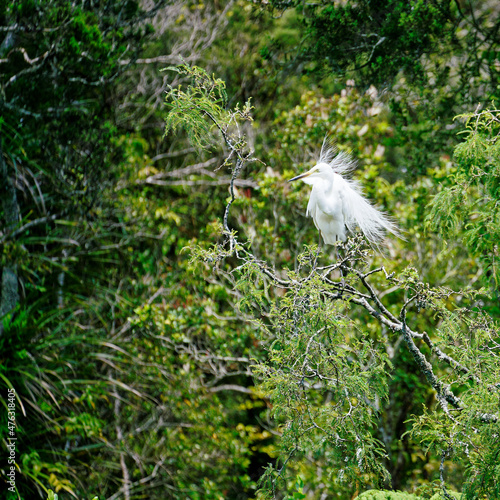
[
  {"left": 164, "top": 64, "right": 229, "bottom": 150},
  {"left": 168, "top": 64, "right": 500, "bottom": 499},
  {"left": 262, "top": 0, "right": 500, "bottom": 184},
  {"left": 358, "top": 490, "right": 420, "bottom": 499},
  {"left": 3, "top": 0, "right": 500, "bottom": 498},
  {"left": 164, "top": 63, "right": 255, "bottom": 156},
  {"left": 1, "top": 4, "right": 262, "bottom": 499},
  {"left": 427, "top": 109, "right": 500, "bottom": 289},
  {"left": 407, "top": 306, "right": 500, "bottom": 498},
  {"left": 244, "top": 249, "right": 393, "bottom": 494},
  {"left": 305, "top": 0, "right": 452, "bottom": 86},
  {"left": 47, "top": 490, "right": 98, "bottom": 500},
  {"left": 261, "top": 0, "right": 470, "bottom": 113},
  {"left": 0, "top": 1, "right": 159, "bottom": 494},
  {"left": 358, "top": 490, "right": 462, "bottom": 499}
]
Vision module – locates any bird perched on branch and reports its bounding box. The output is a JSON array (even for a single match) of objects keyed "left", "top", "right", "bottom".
[{"left": 289, "top": 142, "right": 401, "bottom": 247}]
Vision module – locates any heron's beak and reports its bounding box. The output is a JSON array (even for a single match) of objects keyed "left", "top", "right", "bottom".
[{"left": 288, "top": 170, "right": 313, "bottom": 182}]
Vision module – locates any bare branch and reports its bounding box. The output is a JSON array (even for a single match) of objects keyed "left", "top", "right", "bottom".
[
  {"left": 0, "top": 47, "right": 49, "bottom": 65},
  {"left": 208, "top": 384, "right": 254, "bottom": 394}
]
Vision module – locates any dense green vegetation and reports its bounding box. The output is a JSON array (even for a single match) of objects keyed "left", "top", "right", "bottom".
[{"left": 1, "top": 0, "right": 499, "bottom": 499}]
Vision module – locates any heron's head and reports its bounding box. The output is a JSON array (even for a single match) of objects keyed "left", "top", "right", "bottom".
[{"left": 288, "top": 162, "right": 332, "bottom": 186}]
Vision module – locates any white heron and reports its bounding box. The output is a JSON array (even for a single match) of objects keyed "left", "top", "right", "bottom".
[{"left": 289, "top": 143, "right": 401, "bottom": 247}]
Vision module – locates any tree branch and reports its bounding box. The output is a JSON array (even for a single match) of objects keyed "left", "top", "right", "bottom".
[{"left": 208, "top": 384, "right": 254, "bottom": 394}]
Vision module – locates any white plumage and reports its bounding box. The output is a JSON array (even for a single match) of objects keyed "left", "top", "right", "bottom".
[{"left": 289, "top": 144, "right": 400, "bottom": 247}]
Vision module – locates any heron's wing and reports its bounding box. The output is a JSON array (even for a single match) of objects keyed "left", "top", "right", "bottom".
[
  {"left": 306, "top": 189, "right": 318, "bottom": 219},
  {"left": 337, "top": 175, "right": 401, "bottom": 246},
  {"left": 307, "top": 186, "right": 347, "bottom": 244},
  {"left": 306, "top": 190, "right": 322, "bottom": 233}
]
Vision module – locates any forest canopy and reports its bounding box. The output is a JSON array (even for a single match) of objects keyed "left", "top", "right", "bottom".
[{"left": 1, "top": 1, "right": 499, "bottom": 499}]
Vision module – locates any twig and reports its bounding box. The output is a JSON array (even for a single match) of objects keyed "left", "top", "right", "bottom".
[{"left": 440, "top": 447, "right": 454, "bottom": 500}]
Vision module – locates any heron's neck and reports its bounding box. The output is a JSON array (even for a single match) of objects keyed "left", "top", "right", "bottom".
[{"left": 311, "top": 174, "right": 333, "bottom": 193}]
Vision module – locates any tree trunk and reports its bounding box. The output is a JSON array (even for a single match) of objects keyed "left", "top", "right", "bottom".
[{"left": 0, "top": 134, "right": 20, "bottom": 336}]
